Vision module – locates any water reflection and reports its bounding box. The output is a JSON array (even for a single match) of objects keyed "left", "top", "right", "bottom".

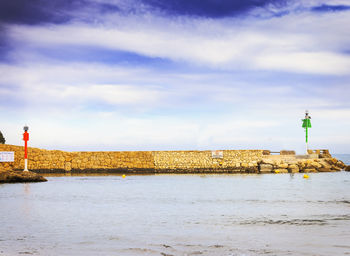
[
  {"left": 22, "top": 183, "right": 31, "bottom": 216},
  {"left": 24, "top": 183, "right": 30, "bottom": 195}
]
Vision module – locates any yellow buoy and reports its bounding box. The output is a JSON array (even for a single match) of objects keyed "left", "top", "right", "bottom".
[
  {"left": 303, "top": 174, "right": 309, "bottom": 179},
  {"left": 122, "top": 174, "right": 126, "bottom": 178},
  {"left": 275, "top": 170, "right": 280, "bottom": 174}
]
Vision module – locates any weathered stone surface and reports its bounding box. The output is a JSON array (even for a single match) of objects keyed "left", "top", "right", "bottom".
[
  {"left": 318, "top": 149, "right": 332, "bottom": 158},
  {"left": 288, "top": 164, "right": 299, "bottom": 173},
  {"left": 0, "top": 144, "right": 345, "bottom": 174},
  {"left": 274, "top": 168, "right": 289, "bottom": 173},
  {"left": 320, "top": 162, "right": 332, "bottom": 169},
  {"left": 331, "top": 166, "right": 342, "bottom": 171},
  {"left": 0, "top": 144, "right": 155, "bottom": 172},
  {"left": 309, "top": 161, "right": 322, "bottom": 169},
  {"left": 64, "top": 162, "right": 72, "bottom": 171},
  {"left": 318, "top": 168, "right": 332, "bottom": 172},
  {"left": 303, "top": 168, "right": 317, "bottom": 173},
  {"left": 0, "top": 170, "right": 47, "bottom": 183},
  {"left": 278, "top": 163, "right": 289, "bottom": 169},
  {"left": 345, "top": 166, "right": 350, "bottom": 172},
  {"left": 289, "top": 168, "right": 299, "bottom": 173},
  {"left": 153, "top": 150, "right": 263, "bottom": 172},
  {"left": 280, "top": 150, "right": 295, "bottom": 155},
  {"left": 336, "top": 160, "right": 346, "bottom": 169},
  {"left": 259, "top": 164, "right": 273, "bottom": 173},
  {"left": 262, "top": 150, "right": 270, "bottom": 155}
]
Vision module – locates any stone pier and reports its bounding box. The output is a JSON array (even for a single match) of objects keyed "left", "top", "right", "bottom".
[{"left": 0, "top": 144, "right": 347, "bottom": 174}]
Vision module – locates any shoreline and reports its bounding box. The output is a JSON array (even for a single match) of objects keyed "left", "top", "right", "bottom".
[{"left": 22, "top": 167, "right": 350, "bottom": 175}]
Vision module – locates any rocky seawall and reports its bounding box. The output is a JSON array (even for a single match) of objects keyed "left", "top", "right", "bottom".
[
  {"left": 259, "top": 156, "right": 346, "bottom": 173},
  {"left": 0, "top": 144, "right": 348, "bottom": 174},
  {"left": 0, "top": 170, "right": 47, "bottom": 183}
]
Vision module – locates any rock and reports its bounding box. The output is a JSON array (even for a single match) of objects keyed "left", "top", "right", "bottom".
[
  {"left": 321, "top": 149, "right": 330, "bottom": 155},
  {"left": 64, "top": 162, "right": 72, "bottom": 171},
  {"left": 278, "top": 163, "right": 289, "bottom": 169},
  {"left": 318, "top": 168, "right": 332, "bottom": 172},
  {"left": 297, "top": 162, "right": 306, "bottom": 169},
  {"left": 0, "top": 170, "right": 47, "bottom": 183},
  {"left": 288, "top": 164, "right": 299, "bottom": 173},
  {"left": 331, "top": 166, "right": 342, "bottom": 172},
  {"left": 280, "top": 150, "right": 295, "bottom": 155},
  {"left": 345, "top": 166, "right": 350, "bottom": 172},
  {"left": 309, "top": 161, "right": 322, "bottom": 169},
  {"left": 241, "top": 163, "right": 249, "bottom": 168},
  {"left": 319, "top": 154, "right": 332, "bottom": 158},
  {"left": 259, "top": 164, "right": 273, "bottom": 173},
  {"left": 289, "top": 168, "right": 299, "bottom": 173},
  {"left": 336, "top": 160, "right": 346, "bottom": 169},
  {"left": 274, "top": 168, "right": 288, "bottom": 173},
  {"left": 303, "top": 168, "right": 317, "bottom": 173},
  {"left": 262, "top": 150, "right": 270, "bottom": 155},
  {"left": 320, "top": 161, "right": 332, "bottom": 169},
  {"left": 319, "top": 149, "right": 332, "bottom": 158},
  {"left": 330, "top": 158, "right": 338, "bottom": 164},
  {"left": 245, "top": 166, "right": 259, "bottom": 173}
]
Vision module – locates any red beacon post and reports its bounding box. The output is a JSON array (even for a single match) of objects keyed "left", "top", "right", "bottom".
[{"left": 23, "top": 125, "right": 29, "bottom": 172}]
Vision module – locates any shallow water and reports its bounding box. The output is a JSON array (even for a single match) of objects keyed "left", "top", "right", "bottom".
[
  {"left": 334, "top": 154, "right": 350, "bottom": 165},
  {"left": 0, "top": 172, "right": 349, "bottom": 256}
]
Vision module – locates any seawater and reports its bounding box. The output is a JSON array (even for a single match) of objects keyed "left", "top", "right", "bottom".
[
  {"left": 0, "top": 171, "right": 350, "bottom": 255},
  {"left": 334, "top": 154, "right": 350, "bottom": 165}
]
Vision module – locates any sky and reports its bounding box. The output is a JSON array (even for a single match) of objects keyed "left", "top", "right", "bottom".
[{"left": 0, "top": 0, "right": 349, "bottom": 153}]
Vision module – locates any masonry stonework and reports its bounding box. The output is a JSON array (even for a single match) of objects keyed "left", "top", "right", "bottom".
[
  {"left": 0, "top": 144, "right": 347, "bottom": 173},
  {"left": 153, "top": 150, "right": 263, "bottom": 172},
  {"left": 0, "top": 144, "right": 154, "bottom": 172}
]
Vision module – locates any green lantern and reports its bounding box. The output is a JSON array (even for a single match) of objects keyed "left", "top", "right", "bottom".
[{"left": 302, "top": 110, "right": 311, "bottom": 153}]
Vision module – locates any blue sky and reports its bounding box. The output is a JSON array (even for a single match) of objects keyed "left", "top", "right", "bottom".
[{"left": 0, "top": 0, "right": 349, "bottom": 153}]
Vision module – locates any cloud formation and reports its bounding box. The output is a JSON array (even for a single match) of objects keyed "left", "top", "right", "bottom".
[
  {"left": 6, "top": 6, "right": 350, "bottom": 75},
  {"left": 139, "top": 0, "right": 289, "bottom": 17},
  {"left": 0, "top": 0, "right": 349, "bottom": 153},
  {"left": 311, "top": 4, "right": 350, "bottom": 12}
]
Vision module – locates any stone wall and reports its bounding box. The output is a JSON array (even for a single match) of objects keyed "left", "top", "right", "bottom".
[
  {"left": 0, "top": 144, "right": 24, "bottom": 171},
  {"left": 0, "top": 144, "right": 154, "bottom": 172},
  {"left": 0, "top": 144, "right": 346, "bottom": 173},
  {"left": 153, "top": 150, "right": 263, "bottom": 172},
  {"left": 259, "top": 156, "right": 346, "bottom": 173}
]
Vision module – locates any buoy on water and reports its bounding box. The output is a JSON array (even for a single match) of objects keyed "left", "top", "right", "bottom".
[
  {"left": 122, "top": 174, "right": 126, "bottom": 178},
  {"left": 303, "top": 174, "right": 309, "bottom": 179},
  {"left": 275, "top": 170, "right": 280, "bottom": 174}
]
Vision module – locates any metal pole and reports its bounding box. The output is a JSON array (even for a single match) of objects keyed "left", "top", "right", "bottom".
[
  {"left": 305, "top": 126, "right": 308, "bottom": 154},
  {"left": 24, "top": 134, "right": 28, "bottom": 172},
  {"left": 23, "top": 126, "right": 29, "bottom": 172}
]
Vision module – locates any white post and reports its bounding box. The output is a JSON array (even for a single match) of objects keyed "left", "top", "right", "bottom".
[
  {"left": 306, "top": 142, "right": 308, "bottom": 155},
  {"left": 24, "top": 159, "right": 29, "bottom": 172}
]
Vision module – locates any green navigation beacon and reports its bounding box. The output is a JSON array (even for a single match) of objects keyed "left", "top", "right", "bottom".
[{"left": 302, "top": 110, "right": 312, "bottom": 154}]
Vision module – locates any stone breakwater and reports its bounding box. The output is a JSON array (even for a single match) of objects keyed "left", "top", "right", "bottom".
[
  {"left": 0, "top": 144, "right": 347, "bottom": 174},
  {"left": 0, "top": 170, "right": 47, "bottom": 183}
]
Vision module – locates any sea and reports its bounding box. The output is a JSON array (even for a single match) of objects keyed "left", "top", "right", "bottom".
[
  {"left": 0, "top": 154, "right": 349, "bottom": 256},
  {"left": 334, "top": 154, "right": 350, "bottom": 165}
]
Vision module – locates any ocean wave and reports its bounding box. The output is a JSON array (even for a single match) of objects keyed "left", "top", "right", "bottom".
[{"left": 239, "top": 215, "right": 350, "bottom": 226}]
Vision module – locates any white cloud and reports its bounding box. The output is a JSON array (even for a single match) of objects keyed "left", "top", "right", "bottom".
[
  {"left": 1, "top": 3, "right": 350, "bottom": 153},
  {"left": 0, "top": 62, "right": 168, "bottom": 113},
  {"left": 61, "top": 84, "right": 163, "bottom": 105},
  {"left": 6, "top": 7, "right": 350, "bottom": 75},
  {"left": 254, "top": 51, "right": 350, "bottom": 74}
]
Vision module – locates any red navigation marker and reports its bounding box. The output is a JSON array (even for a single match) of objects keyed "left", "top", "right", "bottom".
[{"left": 23, "top": 125, "right": 29, "bottom": 172}]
